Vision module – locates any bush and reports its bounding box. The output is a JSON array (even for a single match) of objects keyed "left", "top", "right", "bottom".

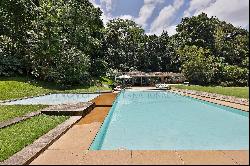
[
  {"left": 30, "top": 47, "right": 91, "bottom": 85},
  {"left": 220, "top": 65, "right": 249, "bottom": 86},
  {"left": 0, "top": 35, "right": 25, "bottom": 76},
  {"left": 179, "top": 46, "right": 216, "bottom": 85}
]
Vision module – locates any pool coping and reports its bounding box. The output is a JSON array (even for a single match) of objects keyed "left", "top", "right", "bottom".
[
  {"left": 171, "top": 88, "right": 249, "bottom": 106},
  {"left": 170, "top": 89, "right": 249, "bottom": 112},
  {"left": 88, "top": 93, "right": 120, "bottom": 150}
]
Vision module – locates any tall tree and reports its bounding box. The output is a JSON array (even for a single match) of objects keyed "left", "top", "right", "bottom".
[
  {"left": 176, "top": 13, "right": 218, "bottom": 52},
  {"left": 27, "top": 0, "right": 104, "bottom": 85},
  {"left": 176, "top": 13, "right": 249, "bottom": 86},
  {"left": 0, "top": 0, "right": 37, "bottom": 75},
  {"left": 104, "top": 19, "right": 144, "bottom": 71}
]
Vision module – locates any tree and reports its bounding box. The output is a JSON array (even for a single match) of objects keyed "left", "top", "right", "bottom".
[
  {"left": 178, "top": 46, "right": 217, "bottom": 85},
  {"left": 104, "top": 19, "right": 145, "bottom": 71},
  {"left": 27, "top": 0, "right": 104, "bottom": 85},
  {"left": 176, "top": 13, "right": 218, "bottom": 51},
  {"left": 104, "top": 20, "right": 178, "bottom": 73},
  {"left": 0, "top": 0, "right": 37, "bottom": 76},
  {"left": 220, "top": 65, "right": 249, "bottom": 87},
  {"left": 214, "top": 21, "right": 249, "bottom": 67},
  {"left": 176, "top": 13, "right": 249, "bottom": 86}
]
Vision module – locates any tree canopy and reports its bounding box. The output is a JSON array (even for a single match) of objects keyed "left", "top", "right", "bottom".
[{"left": 0, "top": 1, "right": 249, "bottom": 87}]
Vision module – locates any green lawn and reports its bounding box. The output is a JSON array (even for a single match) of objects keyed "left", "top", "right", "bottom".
[
  {"left": 0, "top": 77, "right": 111, "bottom": 100},
  {"left": 0, "top": 115, "right": 69, "bottom": 162},
  {"left": 0, "top": 105, "right": 47, "bottom": 122},
  {"left": 0, "top": 78, "right": 50, "bottom": 100},
  {"left": 0, "top": 76, "right": 112, "bottom": 162},
  {"left": 173, "top": 85, "right": 249, "bottom": 99}
]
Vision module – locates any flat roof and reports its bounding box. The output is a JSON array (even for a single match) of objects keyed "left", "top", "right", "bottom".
[{"left": 118, "top": 72, "right": 185, "bottom": 77}]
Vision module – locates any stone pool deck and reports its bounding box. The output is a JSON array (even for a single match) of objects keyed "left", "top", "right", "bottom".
[
  {"left": 29, "top": 91, "right": 249, "bottom": 165},
  {"left": 171, "top": 89, "right": 249, "bottom": 112},
  {"left": 30, "top": 150, "right": 249, "bottom": 165}
]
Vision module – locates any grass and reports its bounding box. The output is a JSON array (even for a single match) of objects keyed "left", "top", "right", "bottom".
[
  {"left": 0, "top": 115, "right": 69, "bottom": 162},
  {"left": 0, "top": 77, "right": 50, "bottom": 100},
  {"left": 173, "top": 85, "right": 249, "bottom": 99},
  {"left": 0, "top": 76, "right": 112, "bottom": 162},
  {"left": 0, "top": 105, "right": 47, "bottom": 122},
  {"left": 0, "top": 77, "right": 111, "bottom": 100}
]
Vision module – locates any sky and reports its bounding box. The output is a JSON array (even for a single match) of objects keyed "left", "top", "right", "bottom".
[{"left": 90, "top": 0, "right": 249, "bottom": 36}]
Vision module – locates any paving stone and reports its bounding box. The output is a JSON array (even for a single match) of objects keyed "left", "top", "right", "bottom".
[
  {"left": 171, "top": 90, "right": 249, "bottom": 112},
  {"left": 131, "top": 151, "right": 183, "bottom": 165},
  {"left": 171, "top": 88, "right": 249, "bottom": 107},
  {"left": 29, "top": 150, "right": 88, "bottom": 165},
  {"left": 81, "top": 150, "right": 132, "bottom": 165},
  {"left": 176, "top": 151, "right": 236, "bottom": 165},
  {"left": 223, "top": 151, "right": 249, "bottom": 165},
  {"left": 76, "top": 107, "right": 111, "bottom": 125},
  {"left": 90, "top": 93, "right": 117, "bottom": 107},
  {"left": 48, "top": 122, "right": 102, "bottom": 151}
]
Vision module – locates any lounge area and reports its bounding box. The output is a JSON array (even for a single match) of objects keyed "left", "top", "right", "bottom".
[{"left": 115, "top": 71, "right": 186, "bottom": 87}]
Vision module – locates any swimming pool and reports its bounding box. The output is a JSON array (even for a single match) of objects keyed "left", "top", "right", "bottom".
[
  {"left": 2, "top": 93, "right": 100, "bottom": 105},
  {"left": 90, "top": 90, "right": 249, "bottom": 150}
]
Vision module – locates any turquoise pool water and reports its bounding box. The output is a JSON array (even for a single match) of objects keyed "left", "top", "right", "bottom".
[
  {"left": 3, "top": 94, "right": 99, "bottom": 105},
  {"left": 90, "top": 91, "right": 249, "bottom": 150}
]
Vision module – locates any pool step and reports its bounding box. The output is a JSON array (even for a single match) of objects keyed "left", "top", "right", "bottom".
[{"left": 41, "top": 102, "right": 95, "bottom": 116}]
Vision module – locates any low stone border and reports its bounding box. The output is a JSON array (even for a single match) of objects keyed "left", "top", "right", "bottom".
[
  {"left": 171, "top": 90, "right": 248, "bottom": 112},
  {"left": 0, "top": 111, "right": 41, "bottom": 129},
  {"left": 41, "top": 102, "right": 95, "bottom": 116},
  {"left": 0, "top": 116, "right": 82, "bottom": 165},
  {"left": 172, "top": 88, "right": 249, "bottom": 106}
]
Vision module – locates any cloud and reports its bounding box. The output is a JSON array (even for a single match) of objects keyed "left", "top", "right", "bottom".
[
  {"left": 149, "top": 0, "right": 184, "bottom": 35},
  {"left": 184, "top": 0, "right": 249, "bottom": 28},
  {"left": 165, "top": 24, "right": 177, "bottom": 36},
  {"left": 90, "top": 0, "right": 134, "bottom": 25},
  {"left": 89, "top": 0, "right": 113, "bottom": 25},
  {"left": 100, "top": 0, "right": 113, "bottom": 13},
  {"left": 119, "top": 15, "right": 134, "bottom": 20},
  {"left": 135, "top": 0, "right": 164, "bottom": 28},
  {"left": 89, "top": 0, "right": 100, "bottom": 8},
  {"left": 183, "top": 0, "right": 215, "bottom": 17}
]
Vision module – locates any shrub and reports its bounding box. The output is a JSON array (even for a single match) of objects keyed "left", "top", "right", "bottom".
[
  {"left": 220, "top": 65, "right": 249, "bottom": 86},
  {"left": 0, "top": 35, "right": 25, "bottom": 76},
  {"left": 30, "top": 47, "right": 91, "bottom": 85},
  {"left": 179, "top": 46, "right": 216, "bottom": 85}
]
